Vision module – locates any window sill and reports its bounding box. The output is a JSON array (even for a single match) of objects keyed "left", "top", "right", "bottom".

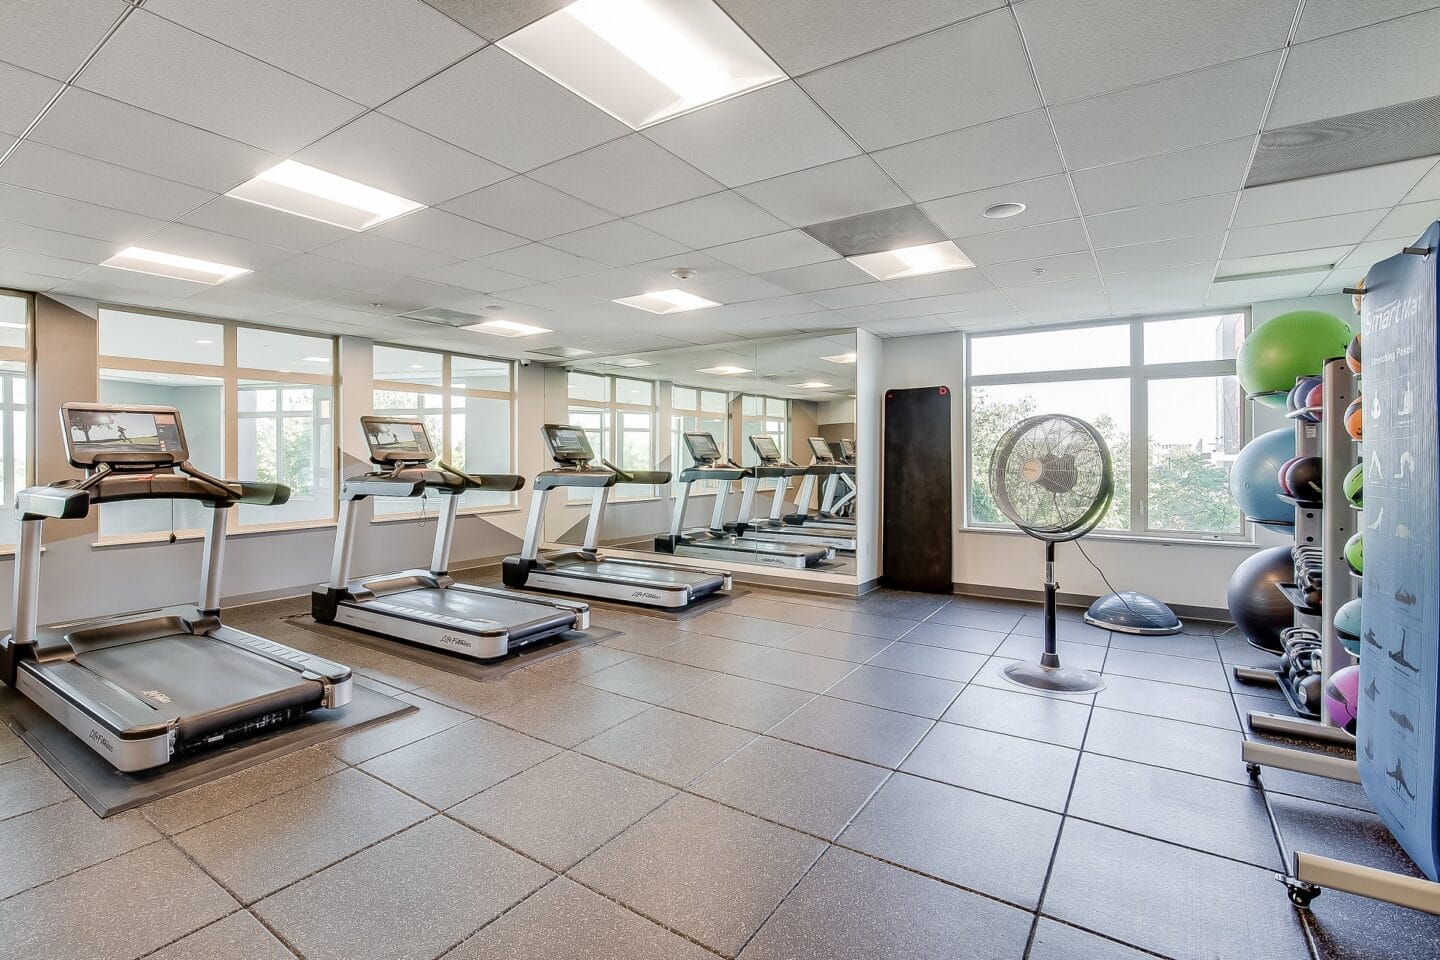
[
  {"left": 371, "top": 505, "right": 521, "bottom": 524},
  {"left": 566, "top": 496, "right": 663, "bottom": 507},
  {"left": 959, "top": 525, "right": 1257, "bottom": 548}
]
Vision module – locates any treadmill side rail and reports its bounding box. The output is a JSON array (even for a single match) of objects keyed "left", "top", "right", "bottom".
[{"left": 18, "top": 663, "right": 176, "bottom": 772}]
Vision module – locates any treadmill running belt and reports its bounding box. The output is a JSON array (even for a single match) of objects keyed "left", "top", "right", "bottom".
[{"left": 380, "top": 587, "right": 576, "bottom": 639}]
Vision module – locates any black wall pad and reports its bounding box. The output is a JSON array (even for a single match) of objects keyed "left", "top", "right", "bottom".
[
  {"left": 2, "top": 685, "right": 413, "bottom": 818},
  {"left": 883, "top": 385, "right": 953, "bottom": 593}
]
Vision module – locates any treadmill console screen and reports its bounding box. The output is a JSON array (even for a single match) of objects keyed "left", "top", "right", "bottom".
[
  {"left": 361, "top": 417, "right": 435, "bottom": 464},
  {"left": 839, "top": 439, "right": 855, "bottom": 460},
  {"left": 685, "top": 432, "right": 723, "bottom": 463},
  {"left": 750, "top": 434, "right": 781, "bottom": 461},
  {"left": 543, "top": 424, "right": 595, "bottom": 463},
  {"left": 63, "top": 403, "right": 187, "bottom": 467},
  {"left": 807, "top": 437, "right": 834, "bottom": 462}
]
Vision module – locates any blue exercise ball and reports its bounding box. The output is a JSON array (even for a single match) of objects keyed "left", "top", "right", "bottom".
[{"left": 1230, "top": 427, "right": 1295, "bottom": 529}]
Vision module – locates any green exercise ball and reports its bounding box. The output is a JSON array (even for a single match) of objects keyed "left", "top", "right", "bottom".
[
  {"left": 1345, "top": 532, "right": 1364, "bottom": 575},
  {"left": 1238, "top": 311, "right": 1354, "bottom": 406},
  {"left": 1343, "top": 461, "right": 1363, "bottom": 508}
]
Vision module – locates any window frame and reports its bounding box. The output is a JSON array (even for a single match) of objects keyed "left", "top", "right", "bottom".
[
  {"left": 95, "top": 306, "right": 340, "bottom": 542},
  {"left": 670, "top": 385, "right": 730, "bottom": 495},
  {"left": 964, "top": 310, "right": 1252, "bottom": 544},
  {"left": 567, "top": 372, "right": 658, "bottom": 503},
  {"left": 0, "top": 289, "right": 32, "bottom": 551},
  {"left": 739, "top": 393, "right": 790, "bottom": 491}
]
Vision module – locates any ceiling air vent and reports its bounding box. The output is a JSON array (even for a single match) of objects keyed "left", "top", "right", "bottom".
[
  {"left": 1247, "top": 94, "right": 1440, "bottom": 187},
  {"left": 801, "top": 204, "right": 945, "bottom": 257},
  {"left": 401, "top": 307, "right": 487, "bottom": 327}
]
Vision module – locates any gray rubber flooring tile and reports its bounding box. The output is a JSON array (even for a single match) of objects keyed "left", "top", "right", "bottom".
[
  {"left": 444, "top": 876, "right": 714, "bottom": 960},
  {"left": 448, "top": 751, "right": 674, "bottom": 871},
  {"left": 325, "top": 691, "right": 473, "bottom": 765},
  {"left": 1106, "top": 630, "right": 1222, "bottom": 661},
  {"left": 172, "top": 768, "right": 430, "bottom": 903},
  {"left": 727, "top": 646, "right": 860, "bottom": 693},
  {"left": 865, "top": 640, "right": 989, "bottom": 682},
  {"left": 580, "top": 654, "right": 717, "bottom": 703},
  {"left": 359, "top": 717, "right": 558, "bottom": 808},
  {"left": 818, "top": 609, "right": 921, "bottom": 641},
  {"left": 691, "top": 736, "right": 889, "bottom": 839},
  {"left": 570, "top": 793, "right": 826, "bottom": 957},
  {"left": 925, "top": 604, "right": 1025, "bottom": 633},
  {"left": 1068, "top": 754, "right": 1280, "bottom": 869},
  {"left": 901, "top": 722, "right": 1080, "bottom": 813},
  {"left": 0, "top": 723, "right": 30, "bottom": 763},
  {"left": 993, "top": 633, "right": 1108, "bottom": 671},
  {"left": 576, "top": 706, "right": 756, "bottom": 787},
  {"left": 838, "top": 773, "right": 1061, "bottom": 909},
  {"left": 779, "top": 626, "right": 894, "bottom": 662},
  {"left": 147, "top": 911, "right": 296, "bottom": 960},
  {"left": 1256, "top": 759, "right": 1375, "bottom": 812},
  {"left": 724, "top": 595, "right": 835, "bottom": 626},
  {"left": 676, "top": 611, "right": 807, "bottom": 646},
  {"left": 1216, "top": 634, "right": 1280, "bottom": 667},
  {"left": 941, "top": 683, "right": 1091, "bottom": 749},
  {"left": 255, "top": 817, "right": 552, "bottom": 960},
  {"left": 603, "top": 629, "right": 685, "bottom": 656},
  {"left": 521, "top": 644, "right": 635, "bottom": 681},
  {"left": 0, "top": 799, "right": 161, "bottom": 899},
  {"left": 142, "top": 745, "right": 348, "bottom": 835},
  {"left": 1012, "top": 615, "right": 1113, "bottom": 645},
  {"left": 739, "top": 846, "right": 1034, "bottom": 960},
  {"left": 1092, "top": 673, "right": 1240, "bottom": 730},
  {"left": 1027, "top": 919, "right": 1162, "bottom": 960},
  {"left": 824, "top": 664, "right": 965, "bottom": 719},
  {"left": 766, "top": 694, "right": 933, "bottom": 767},
  {"left": 662, "top": 672, "right": 815, "bottom": 732},
  {"left": 1043, "top": 819, "right": 1310, "bottom": 960},
  {"left": 654, "top": 633, "right": 767, "bottom": 671},
  {"left": 333, "top": 643, "right": 461, "bottom": 693},
  {"left": 971, "top": 658, "right": 1099, "bottom": 704},
  {"left": 483, "top": 681, "right": 650, "bottom": 748},
  {"left": 1101, "top": 646, "right": 1231, "bottom": 691},
  {"left": 856, "top": 594, "right": 950, "bottom": 621},
  {"left": 1084, "top": 707, "right": 1247, "bottom": 784},
  {"left": 899, "top": 620, "right": 1008, "bottom": 654},
  {"left": 414, "top": 667, "right": 568, "bottom": 716},
  {"left": 0, "top": 841, "right": 237, "bottom": 960},
  {"left": 0, "top": 754, "right": 72, "bottom": 820}
]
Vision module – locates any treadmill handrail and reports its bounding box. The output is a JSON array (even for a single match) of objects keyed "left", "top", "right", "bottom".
[
  {"left": 16, "top": 464, "right": 291, "bottom": 518},
  {"left": 601, "top": 459, "right": 671, "bottom": 485}
]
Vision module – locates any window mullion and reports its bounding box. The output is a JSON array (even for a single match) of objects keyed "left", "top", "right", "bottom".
[{"left": 1129, "top": 320, "right": 1147, "bottom": 534}]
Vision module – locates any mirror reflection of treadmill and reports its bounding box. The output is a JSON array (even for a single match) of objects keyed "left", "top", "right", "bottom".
[
  {"left": 725, "top": 434, "right": 856, "bottom": 552},
  {"left": 784, "top": 436, "right": 857, "bottom": 533}
]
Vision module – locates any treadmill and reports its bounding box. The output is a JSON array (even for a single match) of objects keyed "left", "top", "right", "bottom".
[
  {"left": 726, "top": 434, "right": 856, "bottom": 552},
  {"left": 0, "top": 402, "right": 353, "bottom": 773},
  {"left": 657, "top": 431, "right": 833, "bottom": 569},
  {"left": 784, "top": 436, "right": 858, "bottom": 532},
  {"left": 313, "top": 416, "right": 589, "bottom": 659},
  {"left": 503, "top": 424, "right": 730, "bottom": 608},
  {"left": 823, "top": 439, "right": 858, "bottom": 518}
]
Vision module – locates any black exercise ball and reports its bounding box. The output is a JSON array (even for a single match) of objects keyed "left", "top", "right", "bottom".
[{"left": 1227, "top": 545, "right": 1295, "bottom": 654}]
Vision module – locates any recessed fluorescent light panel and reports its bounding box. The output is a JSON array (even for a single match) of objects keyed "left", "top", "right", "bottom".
[
  {"left": 848, "top": 241, "right": 974, "bottom": 281},
  {"left": 499, "top": 0, "right": 786, "bottom": 129},
  {"left": 821, "top": 353, "right": 857, "bottom": 364},
  {"left": 463, "top": 319, "right": 553, "bottom": 337},
  {"left": 300, "top": 356, "right": 331, "bottom": 363},
  {"left": 697, "top": 365, "right": 751, "bottom": 375},
  {"left": 226, "top": 160, "right": 424, "bottom": 231},
  {"left": 596, "top": 357, "right": 655, "bottom": 368},
  {"left": 789, "top": 381, "right": 832, "bottom": 389},
  {"left": 101, "top": 247, "right": 250, "bottom": 284},
  {"left": 614, "top": 288, "right": 721, "bottom": 314}
]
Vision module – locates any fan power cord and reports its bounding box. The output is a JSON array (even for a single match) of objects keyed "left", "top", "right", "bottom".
[{"left": 1073, "top": 538, "right": 1144, "bottom": 619}]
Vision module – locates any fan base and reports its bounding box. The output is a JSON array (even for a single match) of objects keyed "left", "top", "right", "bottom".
[{"left": 1001, "top": 660, "right": 1105, "bottom": 693}]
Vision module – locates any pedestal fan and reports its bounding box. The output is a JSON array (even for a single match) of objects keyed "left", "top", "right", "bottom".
[{"left": 989, "top": 414, "right": 1114, "bottom": 693}]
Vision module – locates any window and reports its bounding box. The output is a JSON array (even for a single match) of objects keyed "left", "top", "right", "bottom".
[
  {"left": 0, "top": 291, "right": 30, "bottom": 548},
  {"left": 967, "top": 312, "right": 1247, "bottom": 540},
  {"left": 740, "top": 394, "right": 789, "bottom": 489},
  {"left": 671, "top": 385, "right": 728, "bottom": 494},
  {"left": 567, "top": 373, "right": 657, "bottom": 500},
  {"left": 97, "top": 309, "right": 338, "bottom": 539},
  {"left": 372, "top": 346, "right": 514, "bottom": 515}
]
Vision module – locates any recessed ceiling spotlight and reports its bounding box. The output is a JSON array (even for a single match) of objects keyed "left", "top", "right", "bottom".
[
  {"left": 982, "top": 201, "right": 1027, "bottom": 219},
  {"left": 847, "top": 240, "right": 974, "bottom": 282},
  {"left": 300, "top": 355, "right": 330, "bottom": 363},
  {"left": 464, "top": 318, "right": 553, "bottom": 337},
  {"left": 409, "top": 363, "right": 424, "bottom": 369},
  {"left": 195, "top": 338, "right": 214, "bottom": 345},
  {"left": 697, "top": 364, "right": 751, "bottom": 375},
  {"left": 820, "top": 352, "right": 857, "bottom": 364},
  {"left": 499, "top": 0, "right": 786, "bottom": 130},
  {"left": 368, "top": 302, "right": 384, "bottom": 308},
  {"left": 101, "top": 246, "right": 250, "bottom": 284},
  {"left": 615, "top": 288, "right": 721, "bottom": 314},
  {"left": 1032, "top": 267, "right": 1046, "bottom": 277},
  {"left": 671, "top": 267, "right": 697, "bottom": 280},
  {"left": 226, "top": 160, "right": 425, "bottom": 231},
  {"left": 789, "top": 381, "right": 832, "bottom": 389}
]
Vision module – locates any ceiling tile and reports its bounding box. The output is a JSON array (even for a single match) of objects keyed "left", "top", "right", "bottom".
[
  {"left": 1269, "top": 9, "right": 1440, "bottom": 128},
  {"left": 1103, "top": 263, "right": 1216, "bottom": 299},
  {"left": 145, "top": 0, "right": 483, "bottom": 106},
  {"left": 29, "top": 87, "right": 277, "bottom": 193},
  {"left": 0, "top": 141, "right": 214, "bottom": 221},
  {"left": 0, "top": 183, "right": 164, "bottom": 244},
  {"left": 370, "top": 208, "right": 526, "bottom": 259},
  {"left": 1019, "top": 297, "right": 1112, "bottom": 322},
  {"left": 798, "top": 10, "right": 1039, "bottom": 151},
  {"left": 1051, "top": 53, "right": 1280, "bottom": 169},
  {"left": 1336, "top": 240, "right": 1410, "bottom": 271},
  {"left": 1207, "top": 275, "right": 1324, "bottom": 305},
  {"left": 706, "top": 230, "right": 839, "bottom": 273},
  {"left": 441, "top": 177, "right": 612, "bottom": 241},
  {"left": 863, "top": 316, "right": 959, "bottom": 337},
  {"left": 548, "top": 221, "right": 688, "bottom": 267},
  {"left": 631, "top": 191, "right": 787, "bottom": 249},
  {"left": 419, "top": 0, "right": 567, "bottom": 40},
  {"left": 1232, "top": 159, "right": 1436, "bottom": 228},
  {"left": 500, "top": 284, "right": 603, "bottom": 311},
  {"left": 76, "top": 10, "right": 361, "bottom": 154},
  {"left": 1216, "top": 246, "right": 1356, "bottom": 278},
  {"left": 986, "top": 251, "right": 1097, "bottom": 287},
  {"left": 0, "top": 61, "right": 62, "bottom": 137},
  {"left": 0, "top": 249, "right": 95, "bottom": 281},
  {"left": 922, "top": 175, "right": 1078, "bottom": 239},
  {"left": 381, "top": 47, "right": 627, "bottom": 172},
  {"left": 1294, "top": 1, "right": 1440, "bottom": 42},
  {"left": 0, "top": 268, "right": 63, "bottom": 293},
  {"left": 420, "top": 258, "right": 533, "bottom": 293},
  {"left": 1407, "top": 162, "right": 1440, "bottom": 201},
  {"left": 269, "top": 253, "right": 405, "bottom": 291},
  {"left": 687, "top": 275, "right": 793, "bottom": 303},
  {"left": 0, "top": 220, "right": 114, "bottom": 264},
  {"left": 716, "top": 0, "right": 998, "bottom": 75},
  {"left": 140, "top": 223, "right": 297, "bottom": 271},
  {"left": 645, "top": 81, "right": 860, "bottom": 188},
  {"left": 1085, "top": 194, "right": 1236, "bottom": 248},
  {"left": 873, "top": 111, "right": 1063, "bottom": 202},
  {"left": 530, "top": 136, "right": 721, "bottom": 217},
  {"left": 180, "top": 196, "right": 354, "bottom": 252},
  {"left": 737, "top": 157, "right": 909, "bottom": 227},
  {"left": 295, "top": 113, "right": 510, "bottom": 206},
  {"left": 807, "top": 283, "right": 902, "bottom": 309},
  {"left": 1371, "top": 200, "right": 1440, "bottom": 241},
  {"left": 71, "top": 263, "right": 217, "bottom": 299},
  {"left": 883, "top": 268, "right": 996, "bottom": 300},
  {"left": 1003, "top": 275, "right": 1106, "bottom": 306},
  {"left": 1222, "top": 210, "right": 1389, "bottom": 259},
  {"left": 1070, "top": 138, "right": 1255, "bottom": 214},
  {"left": 1095, "top": 233, "right": 1224, "bottom": 273},
  {"left": 956, "top": 218, "right": 1090, "bottom": 265},
  {"left": 475, "top": 243, "right": 603, "bottom": 282},
  {"left": 172, "top": 285, "right": 318, "bottom": 320},
  {"left": 762, "top": 260, "right": 874, "bottom": 294},
  {"left": 315, "top": 233, "right": 461, "bottom": 275},
  {"left": 1015, "top": 0, "right": 1295, "bottom": 103},
  {"left": 3, "top": 0, "right": 128, "bottom": 81}
]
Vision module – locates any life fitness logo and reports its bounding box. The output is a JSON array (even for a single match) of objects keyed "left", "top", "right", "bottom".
[{"left": 88, "top": 729, "right": 115, "bottom": 753}]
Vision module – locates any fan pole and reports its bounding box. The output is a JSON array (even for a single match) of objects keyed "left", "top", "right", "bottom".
[{"left": 1041, "top": 539, "right": 1060, "bottom": 668}]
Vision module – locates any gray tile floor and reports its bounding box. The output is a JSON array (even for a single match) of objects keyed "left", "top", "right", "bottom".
[{"left": 2, "top": 586, "right": 1436, "bottom": 959}]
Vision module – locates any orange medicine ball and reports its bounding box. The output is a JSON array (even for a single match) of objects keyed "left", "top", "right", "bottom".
[{"left": 1345, "top": 397, "right": 1363, "bottom": 441}]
